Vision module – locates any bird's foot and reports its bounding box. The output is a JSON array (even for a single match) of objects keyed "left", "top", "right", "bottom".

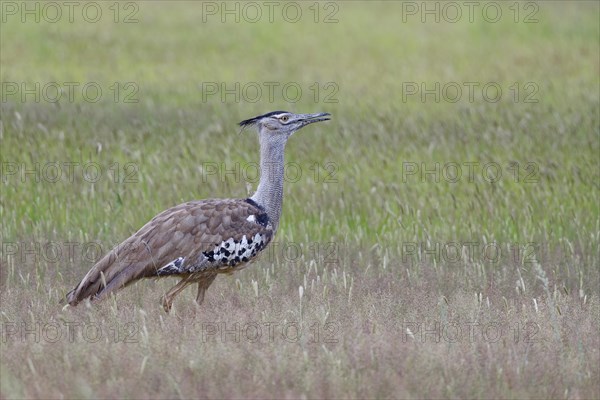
[
  {"left": 196, "top": 288, "right": 206, "bottom": 306},
  {"left": 161, "top": 295, "right": 173, "bottom": 313}
]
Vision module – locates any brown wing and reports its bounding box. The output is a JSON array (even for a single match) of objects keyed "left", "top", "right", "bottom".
[{"left": 66, "top": 198, "right": 273, "bottom": 305}]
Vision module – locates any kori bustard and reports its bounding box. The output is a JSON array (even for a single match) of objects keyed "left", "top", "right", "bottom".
[{"left": 66, "top": 111, "right": 331, "bottom": 312}]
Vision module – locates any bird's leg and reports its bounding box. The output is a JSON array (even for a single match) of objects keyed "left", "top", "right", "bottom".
[
  {"left": 162, "top": 277, "right": 194, "bottom": 312},
  {"left": 196, "top": 274, "right": 217, "bottom": 305}
]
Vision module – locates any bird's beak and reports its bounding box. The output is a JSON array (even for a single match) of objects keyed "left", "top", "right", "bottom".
[{"left": 298, "top": 112, "right": 331, "bottom": 127}]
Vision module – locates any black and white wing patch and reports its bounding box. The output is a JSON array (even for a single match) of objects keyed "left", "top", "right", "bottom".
[
  {"left": 203, "top": 232, "right": 270, "bottom": 268},
  {"left": 157, "top": 257, "right": 185, "bottom": 276}
]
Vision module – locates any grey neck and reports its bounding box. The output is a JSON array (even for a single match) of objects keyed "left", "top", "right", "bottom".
[{"left": 250, "top": 137, "right": 286, "bottom": 232}]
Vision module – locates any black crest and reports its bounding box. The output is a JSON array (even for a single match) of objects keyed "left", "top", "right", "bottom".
[{"left": 238, "top": 111, "right": 289, "bottom": 127}]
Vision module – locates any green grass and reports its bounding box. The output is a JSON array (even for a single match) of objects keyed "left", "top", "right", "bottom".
[{"left": 1, "top": 1, "right": 599, "bottom": 398}]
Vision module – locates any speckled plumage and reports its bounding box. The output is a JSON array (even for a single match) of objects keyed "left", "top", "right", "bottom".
[
  {"left": 66, "top": 111, "right": 330, "bottom": 311},
  {"left": 66, "top": 198, "right": 273, "bottom": 310}
]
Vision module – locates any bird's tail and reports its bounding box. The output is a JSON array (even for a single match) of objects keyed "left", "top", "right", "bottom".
[{"left": 65, "top": 244, "right": 145, "bottom": 306}]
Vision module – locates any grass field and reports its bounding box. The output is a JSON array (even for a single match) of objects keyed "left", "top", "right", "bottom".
[{"left": 1, "top": 1, "right": 599, "bottom": 398}]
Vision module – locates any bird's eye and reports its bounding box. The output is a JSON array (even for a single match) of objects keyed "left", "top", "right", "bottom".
[{"left": 280, "top": 116, "right": 289, "bottom": 123}]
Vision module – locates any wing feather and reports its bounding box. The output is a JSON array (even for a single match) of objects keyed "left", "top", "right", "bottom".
[{"left": 66, "top": 198, "right": 273, "bottom": 305}]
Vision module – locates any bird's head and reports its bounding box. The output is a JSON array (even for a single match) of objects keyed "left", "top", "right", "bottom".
[{"left": 239, "top": 111, "right": 331, "bottom": 143}]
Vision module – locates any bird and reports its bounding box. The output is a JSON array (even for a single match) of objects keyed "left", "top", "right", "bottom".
[{"left": 66, "top": 111, "right": 331, "bottom": 312}]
